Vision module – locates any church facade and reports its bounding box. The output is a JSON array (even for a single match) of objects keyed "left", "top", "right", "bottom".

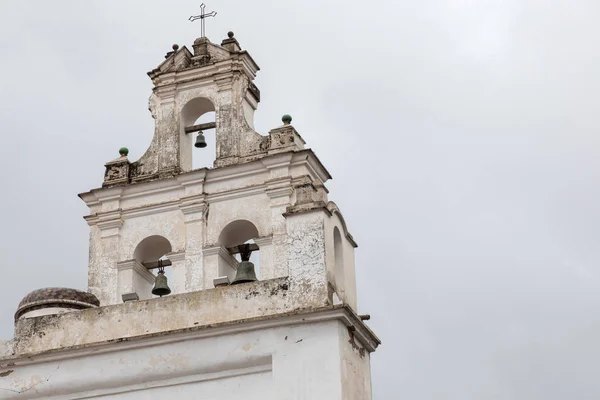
[{"left": 0, "top": 29, "right": 380, "bottom": 399}]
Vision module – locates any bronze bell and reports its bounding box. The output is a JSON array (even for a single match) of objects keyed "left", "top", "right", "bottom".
[
  {"left": 230, "top": 243, "right": 258, "bottom": 285},
  {"left": 152, "top": 269, "right": 171, "bottom": 297},
  {"left": 195, "top": 131, "right": 207, "bottom": 148},
  {"left": 231, "top": 260, "right": 258, "bottom": 285}
]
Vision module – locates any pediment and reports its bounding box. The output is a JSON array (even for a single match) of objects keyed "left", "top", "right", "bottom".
[{"left": 151, "top": 46, "right": 194, "bottom": 76}]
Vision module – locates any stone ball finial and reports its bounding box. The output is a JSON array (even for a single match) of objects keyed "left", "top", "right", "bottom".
[
  {"left": 227, "top": 31, "right": 234, "bottom": 38},
  {"left": 282, "top": 114, "right": 292, "bottom": 125},
  {"left": 119, "top": 147, "right": 129, "bottom": 157},
  {"left": 172, "top": 44, "right": 179, "bottom": 51}
]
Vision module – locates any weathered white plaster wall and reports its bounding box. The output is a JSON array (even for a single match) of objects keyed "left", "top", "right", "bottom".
[
  {"left": 103, "top": 370, "right": 273, "bottom": 400},
  {"left": 119, "top": 210, "right": 186, "bottom": 260},
  {"left": 2, "top": 314, "right": 374, "bottom": 399},
  {"left": 338, "top": 323, "right": 373, "bottom": 400},
  {"left": 205, "top": 194, "right": 272, "bottom": 245},
  {"left": 13, "top": 278, "right": 320, "bottom": 355}
]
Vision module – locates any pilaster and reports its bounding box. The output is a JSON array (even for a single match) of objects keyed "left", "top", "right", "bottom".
[
  {"left": 117, "top": 259, "right": 155, "bottom": 302},
  {"left": 284, "top": 209, "right": 329, "bottom": 304},
  {"left": 88, "top": 209, "right": 124, "bottom": 306},
  {"left": 168, "top": 251, "right": 187, "bottom": 294},
  {"left": 262, "top": 154, "right": 295, "bottom": 279},
  {"left": 203, "top": 246, "right": 239, "bottom": 287},
  {"left": 179, "top": 196, "right": 208, "bottom": 292},
  {"left": 253, "top": 236, "right": 273, "bottom": 279}
]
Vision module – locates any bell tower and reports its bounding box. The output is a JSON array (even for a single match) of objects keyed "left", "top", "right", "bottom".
[
  {"left": 139, "top": 31, "right": 263, "bottom": 180},
  {"left": 6, "top": 28, "right": 380, "bottom": 400}
]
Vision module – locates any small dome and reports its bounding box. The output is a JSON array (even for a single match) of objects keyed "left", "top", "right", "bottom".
[{"left": 15, "top": 288, "right": 100, "bottom": 320}]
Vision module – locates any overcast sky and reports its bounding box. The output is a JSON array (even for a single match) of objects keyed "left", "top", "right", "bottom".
[{"left": 1, "top": 1, "right": 600, "bottom": 398}]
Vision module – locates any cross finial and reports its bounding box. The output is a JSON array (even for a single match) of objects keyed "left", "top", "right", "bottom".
[{"left": 189, "top": 3, "right": 217, "bottom": 38}]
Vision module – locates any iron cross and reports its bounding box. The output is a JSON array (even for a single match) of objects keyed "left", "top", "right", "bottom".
[{"left": 189, "top": 3, "right": 217, "bottom": 38}]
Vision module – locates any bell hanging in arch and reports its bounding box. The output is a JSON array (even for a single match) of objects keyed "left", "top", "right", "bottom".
[
  {"left": 231, "top": 260, "right": 258, "bottom": 285},
  {"left": 231, "top": 243, "right": 258, "bottom": 285},
  {"left": 152, "top": 268, "right": 171, "bottom": 297},
  {"left": 195, "top": 131, "right": 207, "bottom": 148}
]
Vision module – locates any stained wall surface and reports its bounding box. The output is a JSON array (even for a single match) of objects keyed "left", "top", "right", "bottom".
[{"left": 0, "top": 320, "right": 373, "bottom": 400}]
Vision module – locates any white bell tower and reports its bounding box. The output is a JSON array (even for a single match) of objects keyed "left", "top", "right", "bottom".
[{"left": 4, "top": 29, "right": 380, "bottom": 400}]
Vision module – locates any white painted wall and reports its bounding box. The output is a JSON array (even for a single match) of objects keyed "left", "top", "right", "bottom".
[
  {"left": 102, "top": 370, "right": 273, "bottom": 400},
  {"left": 0, "top": 319, "right": 371, "bottom": 400}
]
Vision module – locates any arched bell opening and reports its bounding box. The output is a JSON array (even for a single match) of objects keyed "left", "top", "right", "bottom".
[
  {"left": 180, "top": 97, "right": 216, "bottom": 172},
  {"left": 216, "top": 220, "right": 261, "bottom": 285},
  {"left": 218, "top": 220, "right": 259, "bottom": 248},
  {"left": 191, "top": 111, "right": 216, "bottom": 170},
  {"left": 333, "top": 226, "right": 345, "bottom": 300},
  {"left": 133, "top": 235, "right": 172, "bottom": 263},
  {"left": 123, "top": 235, "right": 175, "bottom": 300}
]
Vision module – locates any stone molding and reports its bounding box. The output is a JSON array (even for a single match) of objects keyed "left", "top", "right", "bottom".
[
  {"left": 94, "top": 210, "right": 123, "bottom": 238},
  {"left": 179, "top": 197, "right": 208, "bottom": 223},
  {"left": 8, "top": 305, "right": 379, "bottom": 364},
  {"left": 116, "top": 260, "right": 155, "bottom": 284},
  {"left": 167, "top": 251, "right": 186, "bottom": 263},
  {"left": 81, "top": 150, "right": 329, "bottom": 209},
  {"left": 253, "top": 236, "right": 273, "bottom": 248},
  {"left": 202, "top": 245, "right": 238, "bottom": 270},
  {"left": 123, "top": 201, "right": 180, "bottom": 219},
  {"left": 265, "top": 177, "right": 294, "bottom": 201},
  {"left": 261, "top": 152, "right": 294, "bottom": 170},
  {"left": 207, "top": 185, "right": 266, "bottom": 203}
]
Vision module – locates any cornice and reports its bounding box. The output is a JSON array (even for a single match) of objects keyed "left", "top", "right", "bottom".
[
  {"left": 204, "top": 160, "right": 265, "bottom": 183},
  {"left": 122, "top": 200, "right": 180, "bottom": 219},
  {"left": 153, "top": 58, "right": 257, "bottom": 93},
  {"left": 265, "top": 185, "right": 293, "bottom": 201},
  {"left": 95, "top": 210, "right": 123, "bottom": 236},
  {"left": 97, "top": 219, "right": 123, "bottom": 231},
  {"left": 291, "top": 150, "right": 332, "bottom": 182},
  {"left": 176, "top": 169, "right": 207, "bottom": 186},
  {"left": 252, "top": 236, "right": 273, "bottom": 247},
  {"left": 260, "top": 152, "right": 294, "bottom": 169},
  {"left": 206, "top": 184, "right": 266, "bottom": 203},
  {"left": 179, "top": 197, "right": 208, "bottom": 223},
  {"left": 81, "top": 151, "right": 331, "bottom": 221},
  {"left": 2, "top": 305, "right": 379, "bottom": 368}
]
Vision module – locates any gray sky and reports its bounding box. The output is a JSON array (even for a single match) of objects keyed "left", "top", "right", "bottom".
[{"left": 1, "top": 0, "right": 600, "bottom": 398}]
